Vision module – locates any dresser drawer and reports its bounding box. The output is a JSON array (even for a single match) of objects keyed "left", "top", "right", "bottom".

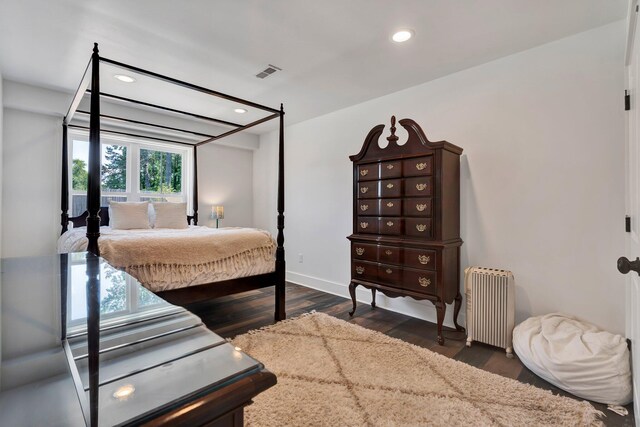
[
  {"left": 403, "top": 248, "right": 437, "bottom": 270},
  {"left": 379, "top": 217, "right": 403, "bottom": 235},
  {"left": 378, "top": 263, "right": 402, "bottom": 287},
  {"left": 403, "top": 198, "right": 432, "bottom": 217},
  {"left": 403, "top": 156, "right": 433, "bottom": 177},
  {"left": 358, "top": 181, "right": 379, "bottom": 199},
  {"left": 352, "top": 243, "right": 377, "bottom": 262},
  {"left": 357, "top": 217, "right": 379, "bottom": 234},
  {"left": 379, "top": 198, "right": 401, "bottom": 216},
  {"left": 357, "top": 164, "right": 379, "bottom": 181},
  {"left": 352, "top": 260, "right": 377, "bottom": 282},
  {"left": 380, "top": 160, "right": 402, "bottom": 179},
  {"left": 402, "top": 268, "right": 437, "bottom": 295},
  {"left": 357, "top": 200, "right": 379, "bottom": 216},
  {"left": 404, "top": 177, "right": 433, "bottom": 197},
  {"left": 378, "top": 245, "right": 401, "bottom": 264},
  {"left": 380, "top": 179, "right": 402, "bottom": 198},
  {"left": 405, "top": 218, "right": 432, "bottom": 238}
]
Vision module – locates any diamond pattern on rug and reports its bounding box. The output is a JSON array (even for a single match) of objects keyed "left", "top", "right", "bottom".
[{"left": 232, "top": 312, "right": 603, "bottom": 427}]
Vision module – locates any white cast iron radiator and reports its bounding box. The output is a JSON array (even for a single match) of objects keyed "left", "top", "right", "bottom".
[{"left": 465, "top": 267, "right": 515, "bottom": 357}]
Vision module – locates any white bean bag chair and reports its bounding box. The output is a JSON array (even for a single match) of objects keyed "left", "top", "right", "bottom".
[{"left": 513, "top": 313, "right": 632, "bottom": 405}]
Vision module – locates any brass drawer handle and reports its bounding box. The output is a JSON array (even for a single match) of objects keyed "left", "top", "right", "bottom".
[
  {"left": 356, "top": 248, "right": 365, "bottom": 256},
  {"left": 416, "top": 162, "right": 428, "bottom": 171},
  {"left": 416, "top": 224, "right": 427, "bottom": 232},
  {"left": 356, "top": 266, "right": 365, "bottom": 274},
  {"left": 416, "top": 183, "right": 427, "bottom": 191},
  {"left": 419, "top": 277, "right": 431, "bottom": 287},
  {"left": 360, "top": 169, "right": 369, "bottom": 176},
  {"left": 360, "top": 204, "right": 369, "bottom": 211},
  {"left": 386, "top": 183, "right": 394, "bottom": 189},
  {"left": 360, "top": 222, "right": 369, "bottom": 229},
  {"left": 416, "top": 203, "right": 427, "bottom": 212},
  {"left": 386, "top": 164, "right": 394, "bottom": 170},
  {"left": 418, "top": 255, "right": 431, "bottom": 265},
  {"left": 386, "top": 268, "right": 393, "bottom": 274},
  {"left": 387, "top": 202, "right": 394, "bottom": 207},
  {"left": 360, "top": 187, "right": 369, "bottom": 194},
  {"left": 387, "top": 221, "right": 394, "bottom": 226},
  {"left": 385, "top": 250, "right": 393, "bottom": 255}
]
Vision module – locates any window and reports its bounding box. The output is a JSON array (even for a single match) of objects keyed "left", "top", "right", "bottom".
[
  {"left": 67, "top": 254, "right": 176, "bottom": 333},
  {"left": 140, "top": 148, "right": 182, "bottom": 194},
  {"left": 69, "top": 132, "right": 192, "bottom": 217}
]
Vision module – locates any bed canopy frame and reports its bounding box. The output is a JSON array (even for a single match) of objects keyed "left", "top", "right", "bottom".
[
  {"left": 60, "top": 43, "right": 286, "bottom": 427},
  {"left": 62, "top": 43, "right": 286, "bottom": 314}
]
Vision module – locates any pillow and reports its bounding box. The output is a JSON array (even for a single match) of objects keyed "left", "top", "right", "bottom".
[
  {"left": 110, "top": 202, "right": 151, "bottom": 230},
  {"left": 152, "top": 202, "right": 188, "bottom": 229}
]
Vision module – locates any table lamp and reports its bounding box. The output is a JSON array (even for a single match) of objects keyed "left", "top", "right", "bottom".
[{"left": 211, "top": 205, "right": 224, "bottom": 228}]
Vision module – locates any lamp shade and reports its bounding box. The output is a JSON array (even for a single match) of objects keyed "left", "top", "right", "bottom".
[{"left": 211, "top": 205, "right": 224, "bottom": 220}]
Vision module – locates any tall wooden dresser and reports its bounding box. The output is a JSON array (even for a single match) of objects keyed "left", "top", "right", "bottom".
[{"left": 347, "top": 116, "right": 464, "bottom": 345}]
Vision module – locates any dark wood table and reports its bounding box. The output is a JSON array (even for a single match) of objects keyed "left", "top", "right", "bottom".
[{"left": 0, "top": 254, "right": 275, "bottom": 426}]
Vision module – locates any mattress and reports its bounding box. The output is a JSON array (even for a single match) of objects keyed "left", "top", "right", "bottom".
[{"left": 58, "top": 226, "right": 276, "bottom": 292}]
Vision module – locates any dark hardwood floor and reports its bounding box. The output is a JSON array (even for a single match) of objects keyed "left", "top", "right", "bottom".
[{"left": 186, "top": 282, "right": 634, "bottom": 427}]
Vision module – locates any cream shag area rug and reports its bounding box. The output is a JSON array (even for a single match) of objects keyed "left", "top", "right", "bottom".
[{"left": 232, "top": 312, "right": 603, "bottom": 427}]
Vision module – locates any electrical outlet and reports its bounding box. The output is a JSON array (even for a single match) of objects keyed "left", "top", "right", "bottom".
[{"left": 298, "top": 253, "right": 303, "bottom": 263}]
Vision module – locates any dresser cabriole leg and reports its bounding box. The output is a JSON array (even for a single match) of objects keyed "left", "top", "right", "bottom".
[
  {"left": 436, "top": 301, "right": 445, "bottom": 345},
  {"left": 371, "top": 288, "right": 377, "bottom": 309},
  {"left": 453, "top": 292, "right": 465, "bottom": 332},
  {"left": 349, "top": 282, "right": 358, "bottom": 316}
]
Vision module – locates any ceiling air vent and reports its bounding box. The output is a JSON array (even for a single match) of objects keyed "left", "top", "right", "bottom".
[{"left": 256, "top": 64, "right": 282, "bottom": 79}]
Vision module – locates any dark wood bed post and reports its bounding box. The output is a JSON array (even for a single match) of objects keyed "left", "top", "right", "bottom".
[
  {"left": 61, "top": 124, "right": 69, "bottom": 234},
  {"left": 86, "top": 43, "right": 101, "bottom": 256},
  {"left": 193, "top": 145, "right": 198, "bottom": 225},
  {"left": 275, "top": 103, "right": 286, "bottom": 321},
  {"left": 86, "top": 252, "right": 100, "bottom": 427},
  {"left": 86, "top": 43, "right": 102, "bottom": 427}
]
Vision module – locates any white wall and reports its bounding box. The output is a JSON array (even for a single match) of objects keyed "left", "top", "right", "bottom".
[
  {"left": 0, "top": 74, "right": 3, "bottom": 258},
  {"left": 2, "top": 108, "right": 60, "bottom": 257},
  {"left": 0, "top": 71, "right": 3, "bottom": 385},
  {"left": 0, "top": 73, "right": 4, "bottom": 258},
  {"left": 198, "top": 142, "right": 254, "bottom": 228},
  {"left": 2, "top": 81, "right": 258, "bottom": 257},
  {"left": 255, "top": 21, "right": 627, "bottom": 334}
]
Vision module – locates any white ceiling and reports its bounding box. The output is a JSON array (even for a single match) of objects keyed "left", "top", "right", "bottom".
[{"left": 0, "top": 0, "right": 628, "bottom": 133}]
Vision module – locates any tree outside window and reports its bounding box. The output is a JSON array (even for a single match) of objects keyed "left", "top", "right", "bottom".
[{"left": 140, "top": 148, "right": 182, "bottom": 194}]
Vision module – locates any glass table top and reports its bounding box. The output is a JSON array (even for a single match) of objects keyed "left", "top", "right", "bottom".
[{"left": 0, "top": 253, "right": 266, "bottom": 426}]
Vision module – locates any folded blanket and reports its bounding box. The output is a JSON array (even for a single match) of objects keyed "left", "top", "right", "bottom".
[{"left": 58, "top": 226, "right": 276, "bottom": 291}]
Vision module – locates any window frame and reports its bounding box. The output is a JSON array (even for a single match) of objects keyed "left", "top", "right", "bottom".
[
  {"left": 68, "top": 130, "right": 193, "bottom": 217},
  {"left": 66, "top": 254, "right": 181, "bottom": 333}
]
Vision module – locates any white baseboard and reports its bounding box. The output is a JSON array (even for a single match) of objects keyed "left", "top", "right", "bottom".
[{"left": 286, "top": 270, "right": 465, "bottom": 329}]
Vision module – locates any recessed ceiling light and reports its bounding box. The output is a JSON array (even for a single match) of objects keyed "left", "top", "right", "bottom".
[
  {"left": 392, "top": 29, "right": 414, "bottom": 43},
  {"left": 114, "top": 74, "right": 136, "bottom": 83},
  {"left": 234, "top": 108, "right": 248, "bottom": 114}
]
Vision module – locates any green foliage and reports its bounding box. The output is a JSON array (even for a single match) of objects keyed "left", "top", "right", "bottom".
[
  {"left": 138, "top": 287, "right": 163, "bottom": 307},
  {"left": 100, "top": 268, "right": 163, "bottom": 314},
  {"left": 140, "top": 149, "right": 182, "bottom": 193},
  {"left": 102, "top": 145, "right": 127, "bottom": 191},
  {"left": 72, "top": 144, "right": 181, "bottom": 195},
  {"left": 100, "top": 269, "right": 126, "bottom": 314},
  {"left": 72, "top": 159, "right": 88, "bottom": 190}
]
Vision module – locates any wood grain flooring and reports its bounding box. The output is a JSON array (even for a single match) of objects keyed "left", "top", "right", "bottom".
[{"left": 186, "top": 282, "right": 634, "bottom": 427}]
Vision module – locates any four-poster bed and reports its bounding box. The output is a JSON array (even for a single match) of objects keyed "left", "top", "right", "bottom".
[
  {"left": 58, "top": 43, "right": 286, "bottom": 426},
  {"left": 61, "top": 43, "right": 286, "bottom": 321}
]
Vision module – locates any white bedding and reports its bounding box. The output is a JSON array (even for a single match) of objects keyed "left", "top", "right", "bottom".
[{"left": 58, "top": 226, "right": 276, "bottom": 292}]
